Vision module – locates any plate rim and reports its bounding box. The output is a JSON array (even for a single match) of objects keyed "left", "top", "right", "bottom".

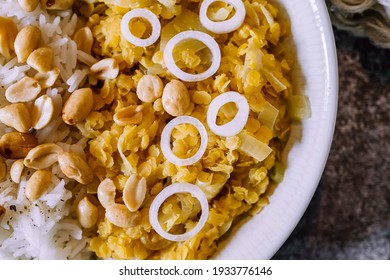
[{"left": 214, "top": 0, "right": 339, "bottom": 260}]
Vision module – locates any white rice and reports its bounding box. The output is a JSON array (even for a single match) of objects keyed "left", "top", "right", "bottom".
[
  {"left": 66, "top": 69, "right": 90, "bottom": 93},
  {"left": 0, "top": 1, "right": 95, "bottom": 259},
  {"left": 77, "top": 50, "right": 99, "bottom": 67}
]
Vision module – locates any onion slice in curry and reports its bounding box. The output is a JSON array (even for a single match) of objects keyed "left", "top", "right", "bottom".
[
  {"left": 149, "top": 183, "right": 209, "bottom": 242},
  {"left": 120, "top": 8, "right": 161, "bottom": 47},
  {"left": 163, "top": 31, "right": 221, "bottom": 82},
  {"left": 199, "top": 0, "right": 246, "bottom": 34}
]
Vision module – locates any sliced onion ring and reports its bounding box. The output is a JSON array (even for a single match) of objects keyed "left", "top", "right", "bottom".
[
  {"left": 207, "top": 91, "right": 250, "bottom": 137},
  {"left": 120, "top": 8, "right": 161, "bottom": 47},
  {"left": 163, "top": 31, "right": 221, "bottom": 82},
  {"left": 199, "top": 0, "right": 246, "bottom": 34},
  {"left": 149, "top": 183, "right": 209, "bottom": 242},
  {"left": 161, "top": 116, "right": 208, "bottom": 166}
]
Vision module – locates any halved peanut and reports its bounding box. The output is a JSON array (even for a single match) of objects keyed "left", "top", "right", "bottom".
[
  {"left": 105, "top": 204, "right": 141, "bottom": 228},
  {"left": 14, "top": 25, "right": 41, "bottom": 63},
  {"left": 5, "top": 76, "right": 41, "bottom": 103},
  {"left": 90, "top": 58, "right": 119, "bottom": 80},
  {"left": 40, "top": 0, "right": 74, "bottom": 10},
  {"left": 25, "top": 170, "right": 52, "bottom": 201},
  {"left": 73, "top": 27, "right": 93, "bottom": 54},
  {"left": 0, "top": 132, "right": 38, "bottom": 159},
  {"left": 31, "top": 95, "right": 54, "bottom": 130},
  {"left": 0, "top": 17, "right": 17, "bottom": 59},
  {"left": 10, "top": 159, "right": 24, "bottom": 183},
  {"left": 113, "top": 105, "right": 144, "bottom": 126},
  {"left": 34, "top": 67, "right": 60, "bottom": 89},
  {"left": 97, "top": 178, "right": 116, "bottom": 209},
  {"left": 58, "top": 151, "right": 93, "bottom": 184},
  {"left": 27, "top": 46, "right": 54, "bottom": 73},
  {"left": 24, "top": 143, "right": 63, "bottom": 170},
  {"left": 136, "top": 75, "right": 163, "bottom": 103},
  {"left": 62, "top": 88, "right": 94, "bottom": 125},
  {"left": 0, "top": 103, "right": 31, "bottom": 133},
  {"left": 123, "top": 174, "right": 147, "bottom": 212},
  {"left": 18, "top": 0, "right": 39, "bottom": 12},
  {"left": 77, "top": 196, "right": 98, "bottom": 229},
  {"left": 0, "top": 156, "right": 7, "bottom": 182}
]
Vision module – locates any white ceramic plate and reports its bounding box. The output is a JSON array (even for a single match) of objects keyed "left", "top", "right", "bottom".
[{"left": 214, "top": 0, "right": 338, "bottom": 259}]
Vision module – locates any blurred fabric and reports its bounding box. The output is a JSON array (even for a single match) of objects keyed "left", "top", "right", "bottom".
[{"left": 272, "top": 23, "right": 390, "bottom": 259}]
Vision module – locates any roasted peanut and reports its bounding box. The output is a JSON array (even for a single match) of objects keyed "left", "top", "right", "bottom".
[
  {"left": 77, "top": 196, "right": 98, "bottom": 229},
  {"left": 90, "top": 58, "right": 119, "bottom": 80},
  {"left": 0, "top": 155, "right": 7, "bottom": 182},
  {"left": 0, "top": 132, "right": 38, "bottom": 159},
  {"left": 0, "top": 17, "right": 17, "bottom": 59},
  {"left": 14, "top": 25, "right": 41, "bottom": 63},
  {"left": 24, "top": 143, "right": 63, "bottom": 170},
  {"left": 5, "top": 76, "right": 41, "bottom": 103},
  {"left": 27, "top": 46, "right": 54, "bottom": 73},
  {"left": 136, "top": 75, "right": 163, "bottom": 103},
  {"left": 105, "top": 204, "right": 141, "bottom": 228},
  {"left": 58, "top": 151, "right": 93, "bottom": 184},
  {"left": 73, "top": 27, "right": 93, "bottom": 54},
  {"left": 34, "top": 67, "right": 60, "bottom": 89},
  {"left": 18, "top": 0, "right": 39, "bottom": 12},
  {"left": 31, "top": 95, "right": 54, "bottom": 130},
  {"left": 25, "top": 170, "right": 52, "bottom": 201},
  {"left": 162, "top": 80, "right": 191, "bottom": 116},
  {"left": 62, "top": 88, "right": 94, "bottom": 125},
  {"left": 0, "top": 205, "right": 5, "bottom": 218},
  {"left": 113, "top": 105, "right": 143, "bottom": 126},
  {"left": 123, "top": 174, "right": 147, "bottom": 212},
  {"left": 40, "top": 0, "right": 74, "bottom": 10},
  {"left": 97, "top": 178, "right": 116, "bottom": 209},
  {"left": 10, "top": 159, "right": 24, "bottom": 183},
  {"left": 0, "top": 103, "right": 31, "bottom": 133}
]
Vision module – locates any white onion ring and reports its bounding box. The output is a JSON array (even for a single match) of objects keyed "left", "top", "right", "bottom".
[
  {"left": 199, "top": 0, "right": 246, "bottom": 34},
  {"left": 120, "top": 9, "right": 161, "bottom": 47},
  {"left": 149, "top": 183, "right": 209, "bottom": 242},
  {"left": 163, "top": 31, "right": 221, "bottom": 82},
  {"left": 160, "top": 116, "right": 208, "bottom": 166},
  {"left": 207, "top": 91, "right": 250, "bottom": 137}
]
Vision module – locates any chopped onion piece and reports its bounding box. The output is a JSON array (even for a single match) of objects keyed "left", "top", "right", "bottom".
[
  {"left": 163, "top": 31, "right": 221, "bottom": 82},
  {"left": 120, "top": 9, "right": 161, "bottom": 47},
  {"left": 270, "top": 161, "right": 285, "bottom": 183},
  {"left": 199, "top": 0, "right": 246, "bottom": 34},
  {"left": 258, "top": 3, "right": 275, "bottom": 26},
  {"left": 117, "top": 132, "right": 134, "bottom": 175},
  {"left": 149, "top": 183, "right": 209, "bottom": 242},
  {"left": 287, "top": 95, "right": 312, "bottom": 120},
  {"left": 238, "top": 131, "right": 272, "bottom": 162},
  {"left": 161, "top": 116, "right": 208, "bottom": 166},
  {"left": 196, "top": 172, "right": 230, "bottom": 200},
  {"left": 207, "top": 91, "right": 250, "bottom": 137},
  {"left": 258, "top": 100, "right": 279, "bottom": 132}
]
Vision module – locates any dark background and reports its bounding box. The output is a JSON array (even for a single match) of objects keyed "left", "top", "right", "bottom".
[{"left": 272, "top": 27, "right": 390, "bottom": 259}]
